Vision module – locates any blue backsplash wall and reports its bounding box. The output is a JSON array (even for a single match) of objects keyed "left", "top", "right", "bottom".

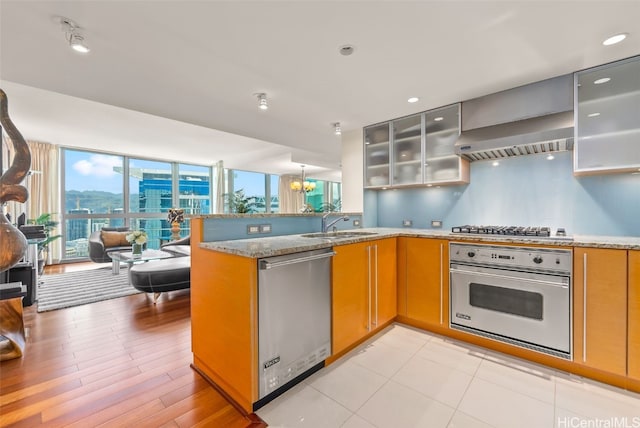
[
  {"left": 202, "top": 213, "right": 363, "bottom": 242},
  {"left": 369, "top": 151, "right": 640, "bottom": 236}
]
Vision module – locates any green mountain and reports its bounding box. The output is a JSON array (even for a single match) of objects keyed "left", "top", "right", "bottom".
[{"left": 65, "top": 190, "right": 140, "bottom": 214}]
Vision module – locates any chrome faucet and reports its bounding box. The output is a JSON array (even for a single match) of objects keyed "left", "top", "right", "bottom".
[{"left": 322, "top": 213, "right": 350, "bottom": 232}]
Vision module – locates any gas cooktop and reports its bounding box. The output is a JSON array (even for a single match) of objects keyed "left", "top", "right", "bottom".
[{"left": 451, "top": 225, "right": 573, "bottom": 240}]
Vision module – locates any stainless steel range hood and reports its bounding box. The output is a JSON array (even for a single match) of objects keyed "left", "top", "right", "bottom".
[
  {"left": 454, "top": 111, "right": 574, "bottom": 161},
  {"left": 455, "top": 74, "right": 574, "bottom": 162}
]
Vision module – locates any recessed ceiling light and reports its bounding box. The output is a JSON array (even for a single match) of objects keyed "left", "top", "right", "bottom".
[
  {"left": 588, "top": 112, "right": 601, "bottom": 117},
  {"left": 603, "top": 33, "right": 627, "bottom": 46},
  {"left": 547, "top": 154, "right": 555, "bottom": 160},
  {"left": 594, "top": 77, "right": 611, "bottom": 84},
  {"left": 492, "top": 161, "right": 500, "bottom": 167},
  {"left": 407, "top": 97, "right": 419, "bottom": 103},
  {"left": 339, "top": 45, "right": 355, "bottom": 56},
  {"left": 434, "top": 117, "right": 444, "bottom": 122}
]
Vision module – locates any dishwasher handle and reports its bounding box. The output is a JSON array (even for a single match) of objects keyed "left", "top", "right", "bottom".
[{"left": 260, "top": 251, "right": 336, "bottom": 270}]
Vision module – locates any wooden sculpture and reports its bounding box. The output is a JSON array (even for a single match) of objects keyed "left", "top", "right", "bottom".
[
  {"left": 0, "top": 88, "right": 30, "bottom": 361},
  {"left": 0, "top": 88, "right": 30, "bottom": 272}
]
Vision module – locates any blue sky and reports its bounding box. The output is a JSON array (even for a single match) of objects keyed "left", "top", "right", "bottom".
[{"left": 65, "top": 151, "right": 125, "bottom": 193}]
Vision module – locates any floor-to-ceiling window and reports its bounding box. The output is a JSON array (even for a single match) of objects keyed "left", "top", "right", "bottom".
[
  {"left": 224, "top": 169, "right": 279, "bottom": 213},
  {"left": 330, "top": 181, "right": 342, "bottom": 211},
  {"left": 62, "top": 148, "right": 211, "bottom": 259},
  {"left": 303, "top": 179, "right": 342, "bottom": 212},
  {"left": 129, "top": 158, "right": 172, "bottom": 247},
  {"left": 63, "top": 150, "right": 125, "bottom": 258},
  {"left": 177, "top": 163, "right": 211, "bottom": 237},
  {"left": 61, "top": 148, "right": 339, "bottom": 259}
]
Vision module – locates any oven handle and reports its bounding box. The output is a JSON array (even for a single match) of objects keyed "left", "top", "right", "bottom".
[{"left": 449, "top": 268, "right": 569, "bottom": 288}]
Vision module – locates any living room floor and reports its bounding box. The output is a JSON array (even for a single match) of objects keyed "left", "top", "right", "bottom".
[
  {"left": 257, "top": 324, "right": 640, "bottom": 428},
  {"left": 1, "top": 262, "right": 259, "bottom": 427}
]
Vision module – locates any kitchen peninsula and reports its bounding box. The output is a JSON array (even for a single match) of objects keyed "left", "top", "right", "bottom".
[{"left": 189, "top": 217, "right": 640, "bottom": 414}]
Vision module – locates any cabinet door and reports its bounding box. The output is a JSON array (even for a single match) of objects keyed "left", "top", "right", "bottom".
[
  {"left": 573, "top": 248, "right": 627, "bottom": 375},
  {"left": 424, "top": 104, "right": 469, "bottom": 185},
  {"left": 574, "top": 56, "right": 640, "bottom": 174},
  {"left": 332, "top": 242, "right": 369, "bottom": 354},
  {"left": 372, "top": 238, "right": 397, "bottom": 327},
  {"left": 629, "top": 250, "right": 640, "bottom": 380},
  {"left": 392, "top": 114, "right": 422, "bottom": 186},
  {"left": 364, "top": 123, "right": 391, "bottom": 188},
  {"left": 405, "top": 238, "right": 448, "bottom": 327}
]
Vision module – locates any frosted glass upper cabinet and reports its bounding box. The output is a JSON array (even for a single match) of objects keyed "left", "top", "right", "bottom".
[
  {"left": 364, "top": 123, "right": 391, "bottom": 188},
  {"left": 392, "top": 113, "right": 423, "bottom": 186},
  {"left": 424, "top": 104, "right": 469, "bottom": 184},
  {"left": 574, "top": 56, "right": 640, "bottom": 175}
]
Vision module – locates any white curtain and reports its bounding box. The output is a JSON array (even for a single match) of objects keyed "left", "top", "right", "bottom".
[
  {"left": 1, "top": 139, "right": 61, "bottom": 263},
  {"left": 27, "top": 141, "right": 61, "bottom": 263},
  {"left": 279, "top": 175, "right": 305, "bottom": 213}
]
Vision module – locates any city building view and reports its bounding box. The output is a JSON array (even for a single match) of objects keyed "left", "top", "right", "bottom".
[{"left": 62, "top": 149, "right": 339, "bottom": 260}]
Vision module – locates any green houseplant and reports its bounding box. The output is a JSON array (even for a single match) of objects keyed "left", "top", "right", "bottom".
[
  {"left": 29, "top": 213, "right": 62, "bottom": 274},
  {"left": 226, "top": 189, "right": 257, "bottom": 213}
]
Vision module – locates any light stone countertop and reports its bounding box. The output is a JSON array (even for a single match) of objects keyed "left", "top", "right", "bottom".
[
  {"left": 192, "top": 212, "right": 363, "bottom": 219},
  {"left": 199, "top": 227, "right": 640, "bottom": 258}
]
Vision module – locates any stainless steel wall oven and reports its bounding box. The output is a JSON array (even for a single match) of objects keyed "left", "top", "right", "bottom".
[{"left": 449, "top": 242, "right": 572, "bottom": 360}]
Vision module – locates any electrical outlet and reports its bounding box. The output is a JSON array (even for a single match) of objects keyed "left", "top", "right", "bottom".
[
  {"left": 247, "top": 225, "right": 260, "bottom": 234},
  {"left": 431, "top": 220, "right": 443, "bottom": 228},
  {"left": 402, "top": 219, "right": 413, "bottom": 227},
  {"left": 260, "top": 224, "right": 272, "bottom": 233},
  {"left": 353, "top": 219, "right": 361, "bottom": 227}
]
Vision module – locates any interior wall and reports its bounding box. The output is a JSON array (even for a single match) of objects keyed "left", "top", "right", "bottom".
[
  {"left": 201, "top": 213, "right": 363, "bottom": 242},
  {"left": 340, "top": 128, "right": 364, "bottom": 213},
  {"left": 372, "top": 151, "right": 640, "bottom": 236}
]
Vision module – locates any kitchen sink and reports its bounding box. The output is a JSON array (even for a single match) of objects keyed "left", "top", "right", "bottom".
[{"left": 300, "top": 231, "right": 379, "bottom": 239}]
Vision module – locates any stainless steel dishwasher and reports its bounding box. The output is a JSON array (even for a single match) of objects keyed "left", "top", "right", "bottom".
[{"left": 256, "top": 248, "right": 334, "bottom": 409}]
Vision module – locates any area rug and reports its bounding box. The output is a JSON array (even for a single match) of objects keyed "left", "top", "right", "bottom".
[{"left": 37, "top": 266, "right": 142, "bottom": 312}]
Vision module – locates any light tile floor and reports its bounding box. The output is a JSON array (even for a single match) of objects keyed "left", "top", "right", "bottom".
[{"left": 257, "top": 323, "right": 640, "bottom": 428}]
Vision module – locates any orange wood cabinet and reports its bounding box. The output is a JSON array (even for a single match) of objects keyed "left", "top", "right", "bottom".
[
  {"left": 573, "top": 247, "right": 628, "bottom": 376},
  {"left": 332, "top": 238, "right": 396, "bottom": 354},
  {"left": 190, "top": 218, "right": 258, "bottom": 413},
  {"left": 397, "top": 237, "right": 449, "bottom": 328},
  {"left": 628, "top": 250, "right": 640, "bottom": 380}
]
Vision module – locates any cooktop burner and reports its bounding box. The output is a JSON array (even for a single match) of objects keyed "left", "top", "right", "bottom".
[{"left": 451, "top": 225, "right": 571, "bottom": 239}]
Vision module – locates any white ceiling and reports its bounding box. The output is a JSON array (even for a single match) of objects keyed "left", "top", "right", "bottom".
[{"left": 1, "top": 1, "right": 639, "bottom": 181}]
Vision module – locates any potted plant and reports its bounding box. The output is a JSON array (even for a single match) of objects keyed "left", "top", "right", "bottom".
[
  {"left": 226, "top": 189, "right": 257, "bottom": 213},
  {"left": 29, "top": 213, "right": 62, "bottom": 275},
  {"left": 125, "top": 230, "right": 148, "bottom": 257}
]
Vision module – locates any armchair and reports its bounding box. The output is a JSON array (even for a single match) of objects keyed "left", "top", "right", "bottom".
[{"left": 88, "top": 227, "right": 133, "bottom": 263}]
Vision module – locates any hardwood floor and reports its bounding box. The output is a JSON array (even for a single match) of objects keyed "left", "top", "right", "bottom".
[{"left": 0, "top": 263, "right": 265, "bottom": 427}]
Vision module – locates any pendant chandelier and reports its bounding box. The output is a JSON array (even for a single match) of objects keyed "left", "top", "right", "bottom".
[{"left": 290, "top": 165, "right": 316, "bottom": 193}]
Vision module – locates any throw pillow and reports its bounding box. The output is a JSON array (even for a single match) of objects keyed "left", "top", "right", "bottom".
[{"left": 101, "top": 231, "right": 129, "bottom": 247}]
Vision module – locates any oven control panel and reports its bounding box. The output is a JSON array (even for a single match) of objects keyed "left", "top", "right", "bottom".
[{"left": 449, "top": 243, "right": 572, "bottom": 273}]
